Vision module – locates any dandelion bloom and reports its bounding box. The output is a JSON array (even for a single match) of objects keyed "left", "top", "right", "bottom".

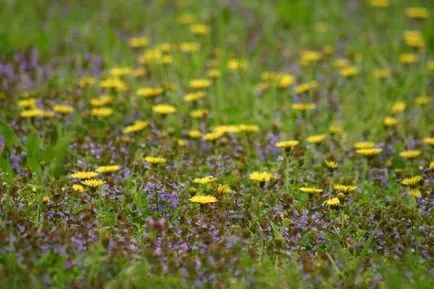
[
  {"left": 18, "top": 98, "right": 36, "bottom": 108},
  {"left": 405, "top": 7, "right": 429, "bottom": 20},
  {"left": 277, "top": 74, "right": 295, "bottom": 89},
  {"left": 399, "top": 150, "right": 421, "bottom": 159},
  {"left": 276, "top": 140, "right": 299, "bottom": 150},
  {"left": 403, "top": 30, "right": 425, "bottom": 49},
  {"left": 249, "top": 171, "right": 273, "bottom": 184},
  {"left": 325, "top": 160, "right": 338, "bottom": 169},
  {"left": 306, "top": 134, "right": 326, "bottom": 144},
  {"left": 177, "top": 139, "right": 187, "bottom": 146},
  {"left": 109, "top": 67, "right": 132, "bottom": 77},
  {"left": 408, "top": 189, "right": 422, "bottom": 198},
  {"left": 188, "top": 130, "right": 202, "bottom": 139},
  {"left": 207, "top": 69, "right": 221, "bottom": 79},
  {"left": 227, "top": 59, "right": 248, "bottom": 71},
  {"left": 53, "top": 104, "right": 74, "bottom": 115},
  {"left": 356, "top": 148, "right": 382, "bottom": 156},
  {"left": 20, "top": 109, "right": 54, "bottom": 118},
  {"left": 292, "top": 103, "right": 316, "bottom": 111},
  {"left": 415, "top": 96, "right": 429, "bottom": 105},
  {"left": 91, "top": 107, "right": 113, "bottom": 117},
  {"left": 189, "top": 79, "right": 212, "bottom": 90},
  {"left": 428, "top": 60, "right": 434, "bottom": 71},
  {"left": 216, "top": 184, "right": 232, "bottom": 194},
  {"left": 193, "top": 176, "right": 216, "bottom": 185},
  {"left": 128, "top": 36, "right": 149, "bottom": 48},
  {"left": 82, "top": 179, "right": 105, "bottom": 188},
  {"left": 429, "top": 161, "right": 434, "bottom": 170},
  {"left": 383, "top": 116, "right": 398, "bottom": 126},
  {"left": 328, "top": 125, "right": 344, "bottom": 135},
  {"left": 184, "top": 91, "right": 206, "bottom": 102},
  {"left": 152, "top": 104, "right": 176, "bottom": 115},
  {"left": 90, "top": 95, "right": 113, "bottom": 107},
  {"left": 99, "top": 77, "right": 127, "bottom": 91},
  {"left": 339, "top": 66, "right": 359, "bottom": 78},
  {"left": 96, "top": 165, "right": 120, "bottom": 173},
  {"left": 370, "top": 0, "right": 389, "bottom": 8},
  {"left": 324, "top": 197, "right": 341, "bottom": 208},
  {"left": 78, "top": 76, "right": 97, "bottom": 88},
  {"left": 123, "top": 120, "right": 148, "bottom": 134},
  {"left": 333, "top": 58, "right": 350, "bottom": 69},
  {"left": 399, "top": 53, "right": 418, "bottom": 64},
  {"left": 42, "top": 196, "right": 51, "bottom": 203},
  {"left": 69, "top": 171, "right": 99, "bottom": 179},
  {"left": 137, "top": 87, "right": 164, "bottom": 98},
  {"left": 333, "top": 184, "right": 357, "bottom": 193},
  {"left": 353, "top": 142, "right": 376, "bottom": 150},
  {"left": 299, "top": 187, "right": 323, "bottom": 194},
  {"left": 300, "top": 50, "right": 322, "bottom": 66},
  {"left": 145, "top": 156, "right": 167, "bottom": 164},
  {"left": 423, "top": 137, "right": 434, "bottom": 146},
  {"left": 191, "top": 109, "right": 209, "bottom": 119},
  {"left": 190, "top": 24, "right": 210, "bottom": 36},
  {"left": 189, "top": 195, "right": 217, "bottom": 204},
  {"left": 72, "top": 184, "right": 85, "bottom": 193},
  {"left": 238, "top": 124, "right": 260, "bottom": 133},
  {"left": 294, "top": 81, "right": 318, "bottom": 94},
  {"left": 177, "top": 13, "right": 197, "bottom": 25},
  {"left": 203, "top": 131, "right": 224, "bottom": 141},
  {"left": 401, "top": 176, "right": 422, "bottom": 187},
  {"left": 374, "top": 69, "right": 391, "bottom": 79}
]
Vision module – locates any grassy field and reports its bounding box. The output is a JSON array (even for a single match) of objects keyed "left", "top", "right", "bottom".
[{"left": 0, "top": 0, "right": 433, "bottom": 288}]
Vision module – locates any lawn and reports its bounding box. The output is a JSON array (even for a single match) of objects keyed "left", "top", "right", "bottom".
[{"left": 0, "top": 0, "right": 433, "bottom": 288}]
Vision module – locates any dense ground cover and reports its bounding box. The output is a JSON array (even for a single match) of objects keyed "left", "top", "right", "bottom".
[{"left": 0, "top": 0, "right": 433, "bottom": 288}]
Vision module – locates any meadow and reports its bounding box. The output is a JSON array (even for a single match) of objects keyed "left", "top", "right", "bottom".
[{"left": 0, "top": 0, "right": 433, "bottom": 288}]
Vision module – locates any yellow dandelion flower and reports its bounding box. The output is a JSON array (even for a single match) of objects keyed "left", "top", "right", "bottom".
[
  {"left": 189, "top": 195, "right": 217, "bottom": 204},
  {"left": 177, "top": 13, "right": 197, "bottom": 25},
  {"left": 184, "top": 91, "right": 206, "bottom": 102},
  {"left": 339, "top": 66, "right": 359, "bottom": 78},
  {"left": 152, "top": 104, "right": 176, "bottom": 115},
  {"left": 306, "top": 134, "right": 326, "bottom": 144},
  {"left": 96, "top": 165, "right": 120, "bottom": 173},
  {"left": 190, "top": 109, "right": 209, "bottom": 119},
  {"left": 276, "top": 140, "right": 299, "bottom": 150},
  {"left": 415, "top": 96, "right": 429, "bottom": 105},
  {"left": 18, "top": 98, "right": 37, "bottom": 108},
  {"left": 82, "top": 179, "right": 105, "bottom": 188},
  {"left": 188, "top": 130, "right": 202, "bottom": 139},
  {"left": 42, "top": 196, "right": 51, "bottom": 203},
  {"left": 53, "top": 104, "right": 74, "bottom": 115},
  {"left": 227, "top": 58, "right": 248, "bottom": 71},
  {"left": 322, "top": 44, "right": 334, "bottom": 55},
  {"left": 249, "top": 171, "right": 273, "bottom": 183},
  {"left": 324, "top": 197, "right": 341, "bottom": 208},
  {"left": 405, "top": 7, "right": 429, "bottom": 20},
  {"left": 278, "top": 74, "right": 295, "bottom": 89},
  {"left": 193, "top": 176, "right": 216, "bottom": 185},
  {"left": 408, "top": 189, "right": 422, "bottom": 198},
  {"left": 99, "top": 77, "right": 127, "bottom": 91},
  {"left": 333, "top": 184, "right": 357, "bottom": 193},
  {"left": 428, "top": 60, "right": 434, "bottom": 71},
  {"left": 403, "top": 30, "right": 425, "bottom": 49},
  {"left": 128, "top": 36, "right": 149, "bottom": 48},
  {"left": 299, "top": 187, "right": 323, "bottom": 194},
  {"left": 370, "top": 0, "right": 389, "bottom": 8},
  {"left": 203, "top": 131, "right": 224, "bottom": 141},
  {"left": 78, "top": 76, "right": 97, "bottom": 88},
  {"left": 109, "top": 67, "right": 132, "bottom": 77},
  {"left": 72, "top": 184, "right": 85, "bottom": 193},
  {"left": 207, "top": 69, "right": 221, "bottom": 79},
  {"left": 177, "top": 139, "right": 187, "bottom": 146},
  {"left": 70, "top": 171, "right": 98, "bottom": 179},
  {"left": 180, "top": 41, "right": 200, "bottom": 53},
  {"left": 213, "top": 125, "right": 241, "bottom": 134},
  {"left": 374, "top": 69, "right": 391, "bottom": 79},
  {"left": 91, "top": 107, "right": 113, "bottom": 117},
  {"left": 399, "top": 150, "right": 421, "bottom": 159},
  {"left": 429, "top": 161, "right": 434, "bottom": 170},
  {"left": 300, "top": 50, "right": 322, "bottom": 66},
  {"left": 292, "top": 102, "right": 316, "bottom": 111},
  {"left": 216, "top": 184, "right": 232, "bottom": 194},
  {"left": 20, "top": 109, "right": 54, "bottom": 118},
  {"left": 401, "top": 176, "right": 422, "bottom": 186},
  {"left": 189, "top": 79, "right": 212, "bottom": 90},
  {"left": 137, "top": 87, "right": 164, "bottom": 98},
  {"left": 155, "top": 42, "right": 175, "bottom": 52},
  {"left": 356, "top": 148, "right": 383, "bottom": 156},
  {"left": 325, "top": 160, "right": 338, "bottom": 169},
  {"left": 329, "top": 125, "right": 344, "bottom": 135},
  {"left": 333, "top": 58, "right": 350, "bottom": 69},
  {"left": 294, "top": 81, "right": 318, "bottom": 94},
  {"left": 132, "top": 67, "right": 147, "bottom": 78},
  {"left": 190, "top": 24, "right": 210, "bottom": 36},
  {"left": 353, "top": 142, "right": 376, "bottom": 149},
  {"left": 90, "top": 95, "right": 113, "bottom": 107},
  {"left": 423, "top": 137, "right": 434, "bottom": 146},
  {"left": 383, "top": 116, "right": 398, "bottom": 126},
  {"left": 145, "top": 156, "right": 167, "bottom": 164},
  {"left": 238, "top": 124, "right": 260, "bottom": 133},
  {"left": 399, "top": 53, "right": 419, "bottom": 64},
  {"left": 391, "top": 101, "right": 406, "bottom": 113},
  {"left": 123, "top": 120, "right": 148, "bottom": 134}
]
